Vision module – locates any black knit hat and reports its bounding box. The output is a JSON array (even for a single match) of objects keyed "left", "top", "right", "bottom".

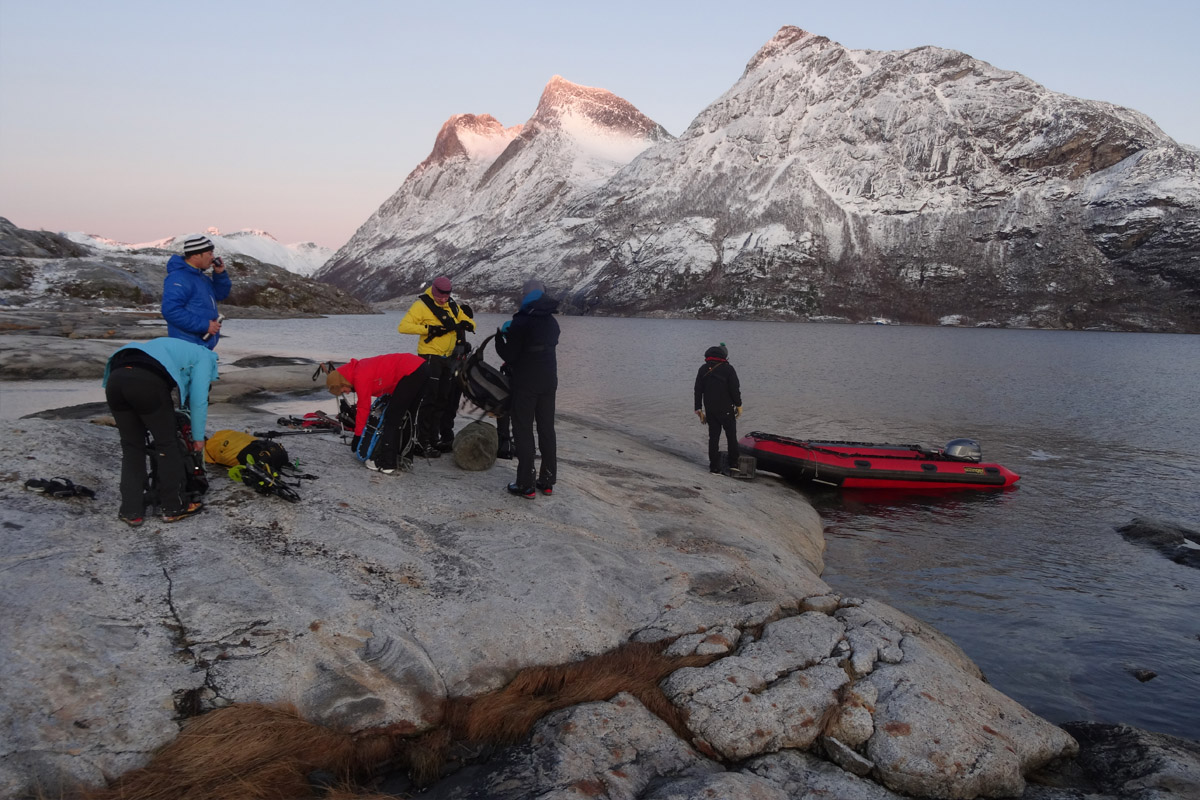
[{"left": 704, "top": 344, "right": 728, "bottom": 360}]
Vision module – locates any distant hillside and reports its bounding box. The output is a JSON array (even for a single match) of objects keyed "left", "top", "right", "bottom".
[
  {"left": 0, "top": 217, "right": 370, "bottom": 316},
  {"left": 63, "top": 226, "right": 333, "bottom": 277}
]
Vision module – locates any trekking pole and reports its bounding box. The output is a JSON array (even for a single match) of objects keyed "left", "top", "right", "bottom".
[{"left": 253, "top": 429, "right": 338, "bottom": 438}]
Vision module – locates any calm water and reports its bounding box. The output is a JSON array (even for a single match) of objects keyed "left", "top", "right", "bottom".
[{"left": 9, "top": 313, "right": 1200, "bottom": 738}]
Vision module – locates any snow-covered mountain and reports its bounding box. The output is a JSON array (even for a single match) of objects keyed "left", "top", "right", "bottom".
[
  {"left": 320, "top": 76, "right": 672, "bottom": 301},
  {"left": 63, "top": 227, "right": 333, "bottom": 277},
  {"left": 319, "top": 27, "right": 1200, "bottom": 332}
]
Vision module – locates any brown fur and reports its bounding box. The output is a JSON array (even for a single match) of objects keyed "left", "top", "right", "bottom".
[
  {"left": 455, "top": 641, "right": 712, "bottom": 745},
  {"left": 72, "top": 640, "right": 721, "bottom": 799},
  {"left": 77, "top": 704, "right": 397, "bottom": 800}
]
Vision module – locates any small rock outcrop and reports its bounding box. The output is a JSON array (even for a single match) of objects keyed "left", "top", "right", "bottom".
[{"left": 1117, "top": 517, "right": 1200, "bottom": 568}]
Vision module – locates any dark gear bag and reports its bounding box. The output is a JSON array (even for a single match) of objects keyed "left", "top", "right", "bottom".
[
  {"left": 145, "top": 411, "right": 208, "bottom": 513},
  {"left": 337, "top": 396, "right": 356, "bottom": 433},
  {"left": 206, "top": 430, "right": 299, "bottom": 502},
  {"left": 458, "top": 333, "right": 510, "bottom": 417}
]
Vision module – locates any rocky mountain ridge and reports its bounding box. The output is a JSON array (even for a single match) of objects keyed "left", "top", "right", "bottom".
[
  {"left": 0, "top": 217, "right": 370, "bottom": 317},
  {"left": 63, "top": 225, "right": 333, "bottom": 277},
  {"left": 321, "top": 75, "right": 674, "bottom": 304},
  {"left": 318, "top": 26, "right": 1199, "bottom": 332}
]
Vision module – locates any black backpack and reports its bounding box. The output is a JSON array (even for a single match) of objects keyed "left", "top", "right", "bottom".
[
  {"left": 144, "top": 411, "right": 208, "bottom": 513},
  {"left": 235, "top": 439, "right": 298, "bottom": 502},
  {"left": 458, "top": 333, "right": 510, "bottom": 417}
]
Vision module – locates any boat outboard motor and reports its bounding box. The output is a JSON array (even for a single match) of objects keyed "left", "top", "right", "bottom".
[{"left": 943, "top": 438, "right": 983, "bottom": 462}]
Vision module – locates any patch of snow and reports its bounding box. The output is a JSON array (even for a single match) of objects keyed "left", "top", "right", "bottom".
[
  {"left": 60, "top": 227, "right": 332, "bottom": 276},
  {"left": 61, "top": 232, "right": 129, "bottom": 251}
]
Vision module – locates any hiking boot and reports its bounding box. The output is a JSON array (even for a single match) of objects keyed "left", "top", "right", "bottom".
[
  {"left": 118, "top": 514, "right": 144, "bottom": 528},
  {"left": 506, "top": 483, "right": 536, "bottom": 499},
  {"left": 163, "top": 502, "right": 204, "bottom": 523},
  {"left": 536, "top": 482, "right": 553, "bottom": 496},
  {"left": 496, "top": 443, "right": 513, "bottom": 460},
  {"left": 437, "top": 440, "right": 454, "bottom": 453},
  {"left": 365, "top": 460, "right": 396, "bottom": 475},
  {"left": 416, "top": 443, "right": 441, "bottom": 459}
]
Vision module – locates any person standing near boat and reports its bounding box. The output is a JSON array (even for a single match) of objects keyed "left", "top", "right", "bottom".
[{"left": 694, "top": 344, "right": 743, "bottom": 475}]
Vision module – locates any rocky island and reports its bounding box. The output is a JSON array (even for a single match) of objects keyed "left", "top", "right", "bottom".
[{"left": 1, "top": 329, "right": 1197, "bottom": 800}]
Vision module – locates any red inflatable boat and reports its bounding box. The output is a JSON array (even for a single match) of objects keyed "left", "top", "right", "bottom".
[{"left": 739, "top": 431, "right": 1020, "bottom": 490}]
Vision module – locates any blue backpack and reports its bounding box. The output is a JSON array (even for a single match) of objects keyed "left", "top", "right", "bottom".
[{"left": 354, "top": 396, "right": 389, "bottom": 461}]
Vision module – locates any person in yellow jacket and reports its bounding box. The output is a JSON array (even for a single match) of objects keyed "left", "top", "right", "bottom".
[{"left": 397, "top": 275, "right": 475, "bottom": 456}]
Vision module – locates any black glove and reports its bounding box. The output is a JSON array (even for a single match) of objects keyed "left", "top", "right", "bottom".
[
  {"left": 350, "top": 435, "right": 360, "bottom": 450},
  {"left": 457, "top": 319, "right": 475, "bottom": 333},
  {"left": 424, "top": 324, "right": 449, "bottom": 342}
]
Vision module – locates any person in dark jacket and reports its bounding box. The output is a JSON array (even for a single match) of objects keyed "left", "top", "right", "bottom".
[
  {"left": 161, "top": 234, "right": 232, "bottom": 349},
  {"left": 694, "top": 344, "right": 743, "bottom": 474},
  {"left": 495, "top": 279, "right": 559, "bottom": 498},
  {"left": 102, "top": 337, "right": 220, "bottom": 525}
]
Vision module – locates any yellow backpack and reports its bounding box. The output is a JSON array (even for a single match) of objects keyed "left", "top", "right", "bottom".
[
  {"left": 204, "top": 430, "right": 296, "bottom": 501},
  {"left": 204, "top": 430, "right": 258, "bottom": 467}
]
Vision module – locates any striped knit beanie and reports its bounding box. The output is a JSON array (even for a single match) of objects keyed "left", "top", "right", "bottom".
[{"left": 183, "top": 235, "right": 215, "bottom": 257}]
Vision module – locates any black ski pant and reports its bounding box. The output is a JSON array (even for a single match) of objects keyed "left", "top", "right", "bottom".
[
  {"left": 416, "top": 355, "right": 456, "bottom": 448},
  {"left": 496, "top": 413, "right": 512, "bottom": 457},
  {"left": 105, "top": 366, "right": 185, "bottom": 517},
  {"left": 375, "top": 363, "right": 429, "bottom": 468},
  {"left": 511, "top": 386, "right": 556, "bottom": 489},
  {"left": 442, "top": 363, "right": 465, "bottom": 445},
  {"left": 706, "top": 410, "right": 739, "bottom": 473}
]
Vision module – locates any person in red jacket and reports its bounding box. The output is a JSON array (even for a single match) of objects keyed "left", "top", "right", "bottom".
[{"left": 326, "top": 353, "right": 429, "bottom": 473}]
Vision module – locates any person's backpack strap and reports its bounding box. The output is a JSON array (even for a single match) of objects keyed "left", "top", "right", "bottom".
[
  {"left": 702, "top": 362, "right": 729, "bottom": 385},
  {"left": 419, "top": 293, "right": 458, "bottom": 326},
  {"left": 419, "top": 293, "right": 466, "bottom": 345}
]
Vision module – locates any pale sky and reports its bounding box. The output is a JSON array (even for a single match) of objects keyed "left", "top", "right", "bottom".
[{"left": 2, "top": 0, "right": 1197, "bottom": 250}]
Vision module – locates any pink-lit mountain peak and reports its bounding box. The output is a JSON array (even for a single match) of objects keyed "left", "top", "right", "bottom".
[
  {"left": 420, "top": 113, "right": 523, "bottom": 169},
  {"left": 744, "top": 26, "right": 825, "bottom": 73},
  {"left": 528, "top": 75, "right": 668, "bottom": 140}
]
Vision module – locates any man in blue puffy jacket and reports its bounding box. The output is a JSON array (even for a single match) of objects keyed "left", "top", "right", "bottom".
[{"left": 161, "top": 234, "right": 232, "bottom": 349}]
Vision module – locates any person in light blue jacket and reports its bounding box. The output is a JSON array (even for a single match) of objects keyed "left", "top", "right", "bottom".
[
  {"left": 102, "top": 337, "right": 219, "bottom": 525},
  {"left": 161, "top": 234, "right": 232, "bottom": 349}
]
